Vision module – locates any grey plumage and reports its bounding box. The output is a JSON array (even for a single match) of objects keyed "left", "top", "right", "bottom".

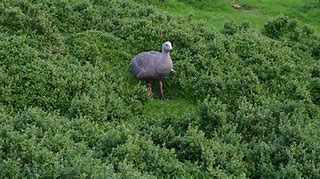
[
  {"left": 130, "top": 41, "right": 174, "bottom": 99},
  {"left": 130, "top": 42, "right": 173, "bottom": 80}
]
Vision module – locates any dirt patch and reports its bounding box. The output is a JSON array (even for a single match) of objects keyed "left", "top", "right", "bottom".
[{"left": 232, "top": 3, "right": 253, "bottom": 11}]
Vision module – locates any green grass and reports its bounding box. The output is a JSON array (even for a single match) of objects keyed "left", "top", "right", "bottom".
[
  {"left": 152, "top": 0, "right": 320, "bottom": 34},
  {"left": 142, "top": 98, "right": 199, "bottom": 118}
]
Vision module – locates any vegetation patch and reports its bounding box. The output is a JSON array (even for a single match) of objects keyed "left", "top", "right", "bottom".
[{"left": 0, "top": 0, "right": 319, "bottom": 178}]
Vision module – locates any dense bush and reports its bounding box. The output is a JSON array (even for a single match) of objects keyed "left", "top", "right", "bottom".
[
  {"left": 302, "top": 0, "right": 320, "bottom": 10},
  {"left": 0, "top": 0, "right": 319, "bottom": 178}
]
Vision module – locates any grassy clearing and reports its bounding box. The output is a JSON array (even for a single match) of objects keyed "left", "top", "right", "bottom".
[
  {"left": 142, "top": 98, "right": 199, "bottom": 118},
  {"left": 151, "top": 0, "right": 320, "bottom": 34}
]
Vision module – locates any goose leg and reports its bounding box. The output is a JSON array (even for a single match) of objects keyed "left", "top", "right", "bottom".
[
  {"left": 159, "top": 80, "right": 165, "bottom": 100},
  {"left": 146, "top": 80, "right": 153, "bottom": 97}
]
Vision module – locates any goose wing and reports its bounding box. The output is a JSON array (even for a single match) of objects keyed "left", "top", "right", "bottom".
[{"left": 130, "top": 51, "right": 161, "bottom": 79}]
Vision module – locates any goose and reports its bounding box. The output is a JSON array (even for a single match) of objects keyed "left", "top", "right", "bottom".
[{"left": 130, "top": 41, "right": 174, "bottom": 99}]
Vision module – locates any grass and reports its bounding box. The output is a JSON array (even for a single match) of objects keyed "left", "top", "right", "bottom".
[
  {"left": 152, "top": 0, "right": 320, "bottom": 34},
  {"left": 142, "top": 98, "right": 199, "bottom": 118}
]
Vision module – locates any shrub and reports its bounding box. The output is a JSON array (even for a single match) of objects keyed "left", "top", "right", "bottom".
[
  {"left": 222, "top": 21, "right": 250, "bottom": 35},
  {"left": 263, "top": 16, "right": 298, "bottom": 39},
  {"left": 199, "top": 98, "right": 227, "bottom": 137},
  {"left": 310, "top": 79, "right": 320, "bottom": 105}
]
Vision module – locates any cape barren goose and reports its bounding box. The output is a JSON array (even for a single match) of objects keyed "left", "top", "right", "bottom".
[{"left": 130, "top": 41, "right": 174, "bottom": 99}]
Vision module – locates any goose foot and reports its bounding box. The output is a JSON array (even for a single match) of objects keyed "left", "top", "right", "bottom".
[
  {"left": 159, "top": 95, "right": 166, "bottom": 100},
  {"left": 146, "top": 80, "right": 153, "bottom": 97},
  {"left": 159, "top": 80, "right": 166, "bottom": 100}
]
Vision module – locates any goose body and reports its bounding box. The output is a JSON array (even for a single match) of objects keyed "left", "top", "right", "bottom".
[{"left": 130, "top": 41, "right": 173, "bottom": 99}]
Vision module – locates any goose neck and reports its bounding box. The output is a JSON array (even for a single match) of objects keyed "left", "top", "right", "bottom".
[{"left": 161, "top": 51, "right": 170, "bottom": 59}]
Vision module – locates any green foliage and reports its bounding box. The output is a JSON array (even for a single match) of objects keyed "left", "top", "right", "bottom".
[
  {"left": 0, "top": 0, "right": 320, "bottom": 178},
  {"left": 303, "top": 0, "right": 320, "bottom": 10},
  {"left": 0, "top": 108, "right": 116, "bottom": 178},
  {"left": 262, "top": 16, "right": 318, "bottom": 53},
  {"left": 310, "top": 79, "right": 320, "bottom": 105},
  {"left": 222, "top": 21, "right": 250, "bottom": 35},
  {"left": 199, "top": 98, "right": 227, "bottom": 136},
  {"left": 263, "top": 16, "right": 299, "bottom": 39}
]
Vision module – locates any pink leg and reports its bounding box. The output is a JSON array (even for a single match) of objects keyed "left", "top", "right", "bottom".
[
  {"left": 146, "top": 80, "right": 153, "bottom": 97},
  {"left": 159, "top": 80, "right": 165, "bottom": 100}
]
